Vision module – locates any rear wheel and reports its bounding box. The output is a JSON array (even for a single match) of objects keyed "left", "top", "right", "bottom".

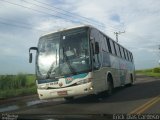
[
  {"left": 107, "top": 76, "right": 114, "bottom": 96},
  {"left": 128, "top": 74, "right": 134, "bottom": 86}
]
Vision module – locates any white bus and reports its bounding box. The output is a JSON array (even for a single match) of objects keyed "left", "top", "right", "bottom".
[{"left": 29, "top": 25, "right": 135, "bottom": 100}]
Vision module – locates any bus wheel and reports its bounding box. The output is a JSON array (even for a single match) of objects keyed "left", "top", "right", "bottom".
[
  {"left": 64, "top": 97, "right": 74, "bottom": 101},
  {"left": 107, "top": 77, "right": 114, "bottom": 96},
  {"left": 128, "top": 74, "right": 133, "bottom": 86}
]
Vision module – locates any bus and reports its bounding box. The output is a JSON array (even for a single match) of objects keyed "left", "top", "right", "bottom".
[{"left": 29, "top": 25, "right": 135, "bottom": 100}]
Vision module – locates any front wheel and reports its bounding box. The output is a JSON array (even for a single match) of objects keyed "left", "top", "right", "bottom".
[
  {"left": 107, "top": 79, "right": 114, "bottom": 96},
  {"left": 64, "top": 96, "right": 74, "bottom": 101}
]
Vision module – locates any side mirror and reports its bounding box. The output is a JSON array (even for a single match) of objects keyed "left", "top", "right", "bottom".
[
  {"left": 29, "top": 47, "right": 38, "bottom": 63},
  {"left": 95, "top": 42, "right": 99, "bottom": 54},
  {"left": 29, "top": 53, "right": 32, "bottom": 63}
]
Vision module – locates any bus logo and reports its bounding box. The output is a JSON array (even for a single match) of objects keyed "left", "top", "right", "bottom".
[
  {"left": 59, "top": 82, "right": 63, "bottom": 87},
  {"left": 66, "top": 77, "right": 73, "bottom": 84},
  {"left": 66, "top": 77, "right": 72, "bottom": 81}
]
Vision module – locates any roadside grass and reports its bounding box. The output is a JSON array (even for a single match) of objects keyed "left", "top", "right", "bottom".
[
  {"left": 136, "top": 67, "right": 160, "bottom": 77},
  {"left": 0, "top": 74, "right": 37, "bottom": 99}
]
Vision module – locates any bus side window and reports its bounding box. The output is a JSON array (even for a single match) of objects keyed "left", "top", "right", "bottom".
[
  {"left": 106, "top": 37, "right": 112, "bottom": 54},
  {"left": 119, "top": 45, "right": 122, "bottom": 58},
  {"left": 125, "top": 50, "right": 129, "bottom": 61},
  {"left": 90, "top": 28, "right": 102, "bottom": 69},
  {"left": 113, "top": 41, "right": 117, "bottom": 56},
  {"left": 130, "top": 53, "right": 133, "bottom": 62},
  {"left": 120, "top": 47, "right": 125, "bottom": 59},
  {"left": 115, "top": 43, "right": 120, "bottom": 57},
  {"left": 101, "top": 34, "right": 108, "bottom": 52},
  {"left": 123, "top": 48, "right": 127, "bottom": 60},
  {"left": 110, "top": 40, "right": 116, "bottom": 55},
  {"left": 127, "top": 51, "right": 131, "bottom": 61}
]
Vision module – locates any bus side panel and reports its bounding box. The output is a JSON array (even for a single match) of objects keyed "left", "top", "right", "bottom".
[
  {"left": 92, "top": 68, "right": 106, "bottom": 94},
  {"left": 109, "top": 55, "right": 121, "bottom": 88}
]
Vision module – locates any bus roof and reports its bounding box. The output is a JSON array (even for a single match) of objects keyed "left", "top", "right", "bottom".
[
  {"left": 40, "top": 25, "right": 132, "bottom": 54},
  {"left": 41, "top": 25, "right": 93, "bottom": 37}
]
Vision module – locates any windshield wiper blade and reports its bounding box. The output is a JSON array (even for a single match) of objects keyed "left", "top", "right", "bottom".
[
  {"left": 46, "top": 61, "right": 56, "bottom": 79},
  {"left": 46, "top": 49, "right": 57, "bottom": 79}
]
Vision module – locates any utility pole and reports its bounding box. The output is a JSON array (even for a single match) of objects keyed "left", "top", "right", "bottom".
[{"left": 114, "top": 31, "right": 125, "bottom": 42}]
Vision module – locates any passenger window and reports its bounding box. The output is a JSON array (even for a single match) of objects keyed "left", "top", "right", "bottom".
[
  {"left": 110, "top": 40, "right": 115, "bottom": 55},
  {"left": 125, "top": 49, "right": 129, "bottom": 60},
  {"left": 115, "top": 43, "right": 120, "bottom": 57},
  {"left": 119, "top": 46, "right": 122, "bottom": 58},
  {"left": 103, "top": 36, "right": 109, "bottom": 52},
  {"left": 127, "top": 51, "right": 131, "bottom": 61},
  {"left": 106, "top": 37, "right": 112, "bottom": 53},
  {"left": 123, "top": 48, "right": 126, "bottom": 60},
  {"left": 100, "top": 33, "right": 108, "bottom": 52},
  {"left": 130, "top": 53, "right": 133, "bottom": 62},
  {"left": 113, "top": 42, "right": 117, "bottom": 56},
  {"left": 120, "top": 47, "right": 125, "bottom": 59}
]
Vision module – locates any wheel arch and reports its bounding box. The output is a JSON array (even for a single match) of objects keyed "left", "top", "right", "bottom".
[{"left": 106, "top": 71, "right": 114, "bottom": 87}]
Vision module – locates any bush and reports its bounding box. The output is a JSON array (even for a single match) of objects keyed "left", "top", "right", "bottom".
[
  {"left": 0, "top": 74, "right": 35, "bottom": 90},
  {"left": 153, "top": 67, "right": 160, "bottom": 73}
]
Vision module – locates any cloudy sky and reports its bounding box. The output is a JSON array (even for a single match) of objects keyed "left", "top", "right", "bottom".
[{"left": 0, "top": 0, "right": 160, "bottom": 74}]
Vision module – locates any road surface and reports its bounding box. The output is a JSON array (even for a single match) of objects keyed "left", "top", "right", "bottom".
[{"left": 0, "top": 74, "right": 160, "bottom": 119}]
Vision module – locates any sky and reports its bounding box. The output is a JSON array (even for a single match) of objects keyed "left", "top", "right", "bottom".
[{"left": 0, "top": 0, "right": 160, "bottom": 74}]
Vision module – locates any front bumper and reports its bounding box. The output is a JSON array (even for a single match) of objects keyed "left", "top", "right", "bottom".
[{"left": 37, "top": 82, "right": 93, "bottom": 100}]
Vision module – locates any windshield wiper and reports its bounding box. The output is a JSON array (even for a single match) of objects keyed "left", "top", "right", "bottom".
[
  {"left": 62, "top": 47, "right": 77, "bottom": 75},
  {"left": 46, "top": 49, "right": 57, "bottom": 79}
]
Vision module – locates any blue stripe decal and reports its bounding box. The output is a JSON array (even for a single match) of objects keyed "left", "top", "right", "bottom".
[
  {"left": 37, "top": 79, "right": 57, "bottom": 84},
  {"left": 71, "top": 73, "right": 88, "bottom": 79},
  {"left": 65, "top": 73, "right": 88, "bottom": 84}
]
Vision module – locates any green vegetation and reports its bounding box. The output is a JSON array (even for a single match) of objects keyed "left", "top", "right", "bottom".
[
  {"left": 0, "top": 74, "right": 36, "bottom": 99},
  {"left": 136, "top": 67, "right": 160, "bottom": 77}
]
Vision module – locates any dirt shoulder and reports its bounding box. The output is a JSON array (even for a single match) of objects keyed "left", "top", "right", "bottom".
[{"left": 0, "top": 94, "right": 38, "bottom": 105}]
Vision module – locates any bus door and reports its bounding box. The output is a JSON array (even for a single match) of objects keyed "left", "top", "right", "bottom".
[{"left": 90, "top": 28, "right": 106, "bottom": 94}]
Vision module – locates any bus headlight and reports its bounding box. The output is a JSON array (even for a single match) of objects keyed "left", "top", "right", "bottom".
[{"left": 76, "top": 78, "right": 92, "bottom": 85}]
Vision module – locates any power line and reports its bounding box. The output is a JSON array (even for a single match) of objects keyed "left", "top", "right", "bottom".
[
  {"left": 0, "top": 20, "right": 44, "bottom": 32},
  {"left": 0, "top": 0, "right": 122, "bottom": 33},
  {"left": 0, "top": 17, "right": 34, "bottom": 27},
  {"left": 21, "top": 0, "right": 113, "bottom": 30},
  {"left": 33, "top": 0, "right": 121, "bottom": 31},
  {"left": 32, "top": 0, "right": 104, "bottom": 27},
  {"left": 0, "top": 16, "right": 117, "bottom": 35},
  {"left": 0, "top": 0, "right": 83, "bottom": 24}
]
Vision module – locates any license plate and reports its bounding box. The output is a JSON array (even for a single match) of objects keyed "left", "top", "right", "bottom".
[{"left": 57, "top": 91, "right": 67, "bottom": 96}]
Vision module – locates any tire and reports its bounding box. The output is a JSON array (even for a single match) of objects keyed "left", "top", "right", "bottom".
[
  {"left": 128, "top": 74, "right": 134, "bottom": 86},
  {"left": 107, "top": 77, "right": 114, "bottom": 96},
  {"left": 64, "top": 96, "right": 74, "bottom": 101}
]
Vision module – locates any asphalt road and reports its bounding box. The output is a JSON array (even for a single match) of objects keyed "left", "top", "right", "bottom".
[{"left": 1, "top": 74, "right": 160, "bottom": 119}]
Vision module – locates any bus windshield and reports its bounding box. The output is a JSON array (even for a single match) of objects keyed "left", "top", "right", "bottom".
[{"left": 37, "top": 27, "right": 91, "bottom": 79}]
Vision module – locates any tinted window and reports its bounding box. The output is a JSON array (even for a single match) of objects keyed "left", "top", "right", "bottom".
[
  {"left": 127, "top": 51, "right": 131, "bottom": 61},
  {"left": 120, "top": 47, "right": 125, "bottom": 59},
  {"left": 123, "top": 48, "right": 127, "bottom": 60},
  {"left": 115, "top": 43, "right": 120, "bottom": 57},
  {"left": 100, "top": 33, "right": 108, "bottom": 52},
  {"left": 103, "top": 36, "right": 109, "bottom": 52},
  {"left": 125, "top": 49, "right": 129, "bottom": 60},
  {"left": 130, "top": 53, "right": 133, "bottom": 62},
  {"left": 113, "top": 41, "right": 117, "bottom": 56},
  {"left": 106, "top": 37, "right": 112, "bottom": 53},
  {"left": 119, "top": 45, "right": 122, "bottom": 58},
  {"left": 110, "top": 40, "right": 116, "bottom": 55}
]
